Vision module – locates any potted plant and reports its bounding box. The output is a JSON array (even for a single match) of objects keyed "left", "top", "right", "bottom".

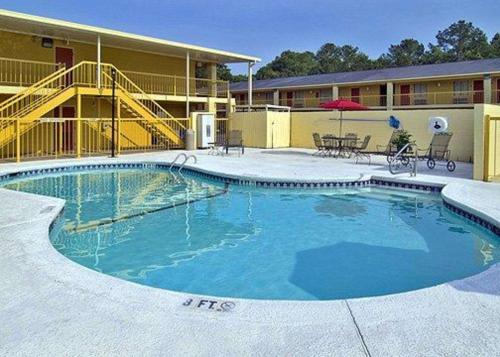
[{"left": 391, "top": 130, "right": 412, "bottom": 152}]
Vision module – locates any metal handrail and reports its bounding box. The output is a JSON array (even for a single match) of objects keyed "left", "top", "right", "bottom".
[
  {"left": 169, "top": 153, "right": 188, "bottom": 172},
  {"left": 179, "top": 155, "right": 197, "bottom": 172},
  {"left": 389, "top": 142, "right": 418, "bottom": 176}
]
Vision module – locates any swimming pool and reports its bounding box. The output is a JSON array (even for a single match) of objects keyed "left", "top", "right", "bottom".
[{"left": 2, "top": 167, "right": 499, "bottom": 300}]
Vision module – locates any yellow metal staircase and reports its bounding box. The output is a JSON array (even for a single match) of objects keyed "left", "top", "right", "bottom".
[
  {"left": 0, "top": 61, "right": 188, "bottom": 159},
  {"left": 101, "top": 65, "right": 186, "bottom": 147}
]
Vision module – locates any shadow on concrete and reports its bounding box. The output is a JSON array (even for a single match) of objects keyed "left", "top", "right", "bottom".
[{"left": 259, "top": 150, "right": 316, "bottom": 157}]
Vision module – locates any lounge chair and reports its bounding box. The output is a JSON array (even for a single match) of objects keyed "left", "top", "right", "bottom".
[
  {"left": 352, "top": 135, "right": 372, "bottom": 164},
  {"left": 224, "top": 130, "right": 244, "bottom": 156},
  {"left": 377, "top": 129, "right": 404, "bottom": 161},
  {"left": 418, "top": 132, "right": 456, "bottom": 171}
]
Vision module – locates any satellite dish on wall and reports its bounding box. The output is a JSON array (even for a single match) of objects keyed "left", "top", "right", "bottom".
[{"left": 428, "top": 117, "right": 448, "bottom": 133}]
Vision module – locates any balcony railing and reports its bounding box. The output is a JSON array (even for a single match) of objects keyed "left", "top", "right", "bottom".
[
  {"left": 0, "top": 57, "right": 228, "bottom": 99},
  {"left": 392, "top": 91, "right": 486, "bottom": 106},
  {"left": 236, "top": 90, "right": 500, "bottom": 108},
  {"left": 0, "top": 57, "right": 63, "bottom": 87},
  {"left": 122, "top": 70, "right": 229, "bottom": 98}
]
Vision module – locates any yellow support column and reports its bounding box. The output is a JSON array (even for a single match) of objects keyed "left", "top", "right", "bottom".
[
  {"left": 16, "top": 120, "right": 20, "bottom": 163},
  {"left": 483, "top": 115, "right": 491, "bottom": 181},
  {"left": 76, "top": 94, "right": 82, "bottom": 158}
]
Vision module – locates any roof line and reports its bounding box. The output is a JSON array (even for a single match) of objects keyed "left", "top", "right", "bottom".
[
  {"left": 0, "top": 9, "right": 261, "bottom": 63},
  {"left": 230, "top": 65, "right": 500, "bottom": 92}
]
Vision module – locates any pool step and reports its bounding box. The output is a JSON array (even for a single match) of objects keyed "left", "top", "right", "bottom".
[{"left": 64, "top": 184, "right": 228, "bottom": 233}]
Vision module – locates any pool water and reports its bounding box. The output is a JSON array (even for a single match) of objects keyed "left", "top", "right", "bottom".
[{"left": 3, "top": 168, "right": 499, "bottom": 300}]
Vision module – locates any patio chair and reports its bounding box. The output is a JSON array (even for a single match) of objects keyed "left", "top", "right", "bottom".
[
  {"left": 377, "top": 129, "right": 404, "bottom": 161},
  {"left": 208, "top": 137, "right": 225, "bottom": 155},
  {"left": 224, "top": 130, "right": 244, "bottom": 156},
  {"left": 352, "top": 135, "right": 372, "bottom": 164},
  {"left": 342, "top": 133, "right": 358, "bottom": 157},
  {"left": 417, "top": 132, "right": 456, "bottom": 172},
  {"left": 312, "top": 133, "right": 328, "bottom": 156}
]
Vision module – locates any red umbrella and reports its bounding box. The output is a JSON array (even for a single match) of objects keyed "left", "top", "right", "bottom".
[{"left": 320, "top": 99, "right": 367, "bottom": 136}]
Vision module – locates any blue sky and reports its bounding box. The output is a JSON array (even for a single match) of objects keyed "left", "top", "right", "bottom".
[{"left": 1, "top": 0, "right": 499, "bottom": 74}]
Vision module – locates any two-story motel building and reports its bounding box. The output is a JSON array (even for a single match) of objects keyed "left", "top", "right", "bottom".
[
  {"left": 0, "top": 9, "right": 259, "bottom": 161},
  {"left": 231, "top": 59, "right": 500, "bottom": 110}
]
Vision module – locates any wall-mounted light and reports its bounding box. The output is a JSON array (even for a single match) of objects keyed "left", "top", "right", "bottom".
[
  {"left": 437, "top": 82, "right": 441, "bottom": 87},
  {"left": 41, "top": 37, "right": 53, "bottom": 48}
]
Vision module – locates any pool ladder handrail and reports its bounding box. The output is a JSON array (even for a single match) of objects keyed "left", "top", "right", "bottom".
[
  {"left": 179, "top": 155, "right": 197, "bottom": 172},
  {"left": 169, "top": 153, "right": 197, "bottom": 173},
  {"left": 389, "top": 142, "right": 418, "bottom": 176}
]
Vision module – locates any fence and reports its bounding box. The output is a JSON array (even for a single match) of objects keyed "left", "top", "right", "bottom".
[{"left": 0, "top": 117, "right": 190, "bottom": 163}]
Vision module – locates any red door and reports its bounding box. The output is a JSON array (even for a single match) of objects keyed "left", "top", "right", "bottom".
[
  {"left": 473, "top": 80, "right": 484, "bottom": 103},
  {"left": 400, "top": 85, "right": 410, "bottom": 106},
  {"left": 286, "top": 92, "right": 294, "bottom": 107},
  {"left": 55, "top": 47, "right": 73, "bottom": 84},
  {"left": 54, "top": 107, "right": 76, "bottom": 152},
  {"left": 351, "top": 88, "right": 360, "bottom": 103}
]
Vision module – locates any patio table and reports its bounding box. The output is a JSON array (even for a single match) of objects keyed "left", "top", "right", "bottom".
[{"left": 322, "top": 135, "right": 359, "bottom": 157}]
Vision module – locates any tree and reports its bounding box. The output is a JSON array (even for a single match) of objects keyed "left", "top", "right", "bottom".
[
  {"left": 316, "top": 43, "right": 373, "bottom": 73},
  {"left": 379, "top": 39, "right": 425, "bottom": 67},
  {"left": 421, "top": 44, "right": 449, "bottom": 64},
  {"left": 216, "top": 64, "right": 233, "bottom": 81},
  {"left": 231, "top": 74, "right": 249, "bottom": 82},
  {"left": 490, "top": 33, "right": 500, "bottom": 57},
  {"left": 255, "top": 50, "right": 318, "bottom": 79},
  {"left": 435, "top": 20, "right": 490, "bottom": 61}
]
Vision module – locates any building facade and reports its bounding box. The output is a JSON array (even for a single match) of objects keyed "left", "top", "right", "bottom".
[
  {"left": 231, "top": 59, "right": 500, "bottom": 110},
  {"left": 0, "top": 9, "right": 259, "bottom": 161}
]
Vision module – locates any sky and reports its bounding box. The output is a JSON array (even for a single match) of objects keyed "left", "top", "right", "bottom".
[{"left": 0, "top": 0, "right": 499, "bottom": 74}]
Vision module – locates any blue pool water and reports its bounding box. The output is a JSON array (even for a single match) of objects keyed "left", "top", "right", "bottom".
[{"left": 3, "top": 168, "right": 499, "bottom": 300}]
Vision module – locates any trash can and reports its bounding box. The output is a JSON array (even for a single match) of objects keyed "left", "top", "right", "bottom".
[{"left": 185, "top": 129, "right": 196, "bottom": 151}]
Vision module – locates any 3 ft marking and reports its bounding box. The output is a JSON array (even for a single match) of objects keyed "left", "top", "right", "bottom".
[{"left": 182, "top": 298, "right": 235, "bottom": 312}]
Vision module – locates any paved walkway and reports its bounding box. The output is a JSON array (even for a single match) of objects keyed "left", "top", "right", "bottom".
[{"left": 0, "top": 149, "right": 499, "bottom": 356}]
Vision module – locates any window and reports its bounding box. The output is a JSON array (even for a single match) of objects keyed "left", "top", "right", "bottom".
[
  {"left": 453, "top": 80, "right": 470, "bottom": 104},
  {"left": 413, "top": 83, "right": 427, "bottom": 105},
  {"left": 319, "top": 88, "right": 332, "bottom": 104},
  {"left": 294, "top": 91, "right": 305, "bottom": 107}
]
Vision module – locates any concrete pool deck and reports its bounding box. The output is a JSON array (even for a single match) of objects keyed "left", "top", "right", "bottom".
[{"left": 0, "top": 148, "right": 499, "bottom": 356}]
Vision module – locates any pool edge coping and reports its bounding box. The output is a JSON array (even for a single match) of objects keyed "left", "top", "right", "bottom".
[{"left": 0, "top": 158, "right": 499, "bottom": 316}]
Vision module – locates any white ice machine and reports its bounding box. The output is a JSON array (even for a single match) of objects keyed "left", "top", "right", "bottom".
[{"left": 196, "top": 113, "right": 215, "bottom": 148}]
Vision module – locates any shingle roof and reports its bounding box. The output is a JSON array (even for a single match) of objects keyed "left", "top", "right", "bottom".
[{"left": 230, "top": 58, "right": 500, "bottom": 92}]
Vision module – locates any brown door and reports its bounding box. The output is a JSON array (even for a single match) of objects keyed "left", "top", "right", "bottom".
[
  {"left": 351, "top": 88, "right": 360, "bottom": 103},
  {"left": 55, "top": 47, "right": 74, "bottom": 84},
  {"left": 400, "top": 85, "right": 410, "bottom": 106},
  {"left": 55, "top": 107, "right": 76, "bottom": 152},
  {"left": 473, "top": 80, "right": 484, "bottom": 103},
  {"left": 286, "top": 92, "right": 294, "bottom": 107}
]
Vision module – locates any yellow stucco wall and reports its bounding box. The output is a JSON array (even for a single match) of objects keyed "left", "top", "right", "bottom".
[
  {"left": 0, "top": 31, "right": 195, "bottom": 77},
  {"left": 473, "top": 104, "right": 500, "bottom": 180},
  {"left": 229, "top": 111, "right": 290, "bottom": 148},
  {"left": 291, "top": 109, "right": 475, "bottom": 162}
]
